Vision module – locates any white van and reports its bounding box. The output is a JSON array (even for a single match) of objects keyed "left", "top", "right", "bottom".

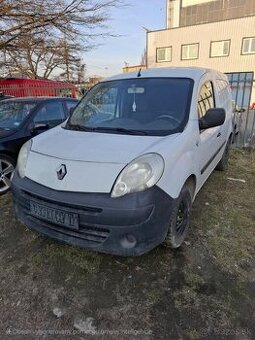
[{"left": 11, "top": 68, "right": 233, "bottom": 256}]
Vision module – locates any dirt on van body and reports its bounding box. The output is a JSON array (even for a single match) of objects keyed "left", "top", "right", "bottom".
[{"left": 0, "top": 149, "right": 254, "bottom": 339}]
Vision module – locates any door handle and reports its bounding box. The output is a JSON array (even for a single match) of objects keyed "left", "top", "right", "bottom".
[{"left": 217, "top": 132, "right": 221, "bottom": 138}]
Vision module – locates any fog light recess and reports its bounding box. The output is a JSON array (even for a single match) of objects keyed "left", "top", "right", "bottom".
[{"left": 120, "top": 234, "right": 137, "bottom": 249}]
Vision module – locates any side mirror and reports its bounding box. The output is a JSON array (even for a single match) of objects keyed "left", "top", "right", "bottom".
[
  {"left": 199, "top": 108, "right": 226, "bottom": 130},
  {"left": 30, "top": 123, "right": 49, "bottom": 134}
]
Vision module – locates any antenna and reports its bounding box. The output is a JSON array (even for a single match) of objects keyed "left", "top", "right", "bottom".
[{"left": 137, "top": 68, "right": 142, "bottom": 77}]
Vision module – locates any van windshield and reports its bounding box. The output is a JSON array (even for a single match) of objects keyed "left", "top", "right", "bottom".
[{"left": 67, "top": 78, "right": 193, "bottom": 136}]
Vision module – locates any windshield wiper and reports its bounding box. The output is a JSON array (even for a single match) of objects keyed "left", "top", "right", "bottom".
[
  {"left": 65, "top": 123, "right": 96, "bottom": 132},
  {"left": 92, "top": 127, "right": 149, "bottom": 135},
  {"left": 65, "top": 123, "right": 148, "bottom": 135}
]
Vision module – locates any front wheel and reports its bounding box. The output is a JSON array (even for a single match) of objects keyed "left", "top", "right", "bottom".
[
  {"left": 0, "top": 154, "right": 15, "bottom": 195},
  {"left": 215, "top": 138, "right": 231, "bottom": 171},
  {"left": 163, "top": 186, "right": 192, "bottom": 249}
]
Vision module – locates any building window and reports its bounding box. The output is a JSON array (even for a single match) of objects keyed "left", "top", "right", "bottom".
[
  {"left": 156, "top": 47, "right": 172, "bottom": 62},
  {"left": 198, "top": 82, "right": 215, "bottom": 119},
  {"left": 242, "top": 37, "right": 255, "bottom": 55},
  {"left": 210, "top": 40, "right": 230, "bottom": 57},
  {"left": 181, "top": 43, "right": 199, "bottom": 60}
]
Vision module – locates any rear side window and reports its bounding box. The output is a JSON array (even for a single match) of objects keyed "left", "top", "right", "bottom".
[
  {"left": 198, "top": 82, "right": 215, "bottom": 119},
  {"left": 34, "top": 101, "right": 65, "bottom": 127}
]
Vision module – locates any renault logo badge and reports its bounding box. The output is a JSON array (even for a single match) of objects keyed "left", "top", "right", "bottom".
[{"left": 56, "top": 164, "right": 67, "bottom": 180}]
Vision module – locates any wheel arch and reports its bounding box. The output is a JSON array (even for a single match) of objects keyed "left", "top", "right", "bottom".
[
  {"left": 0, "top": 152, "right": 16, "bottom": 165},
  {"left": 183, "top": 174, "right": 197, "bottom": 200}
]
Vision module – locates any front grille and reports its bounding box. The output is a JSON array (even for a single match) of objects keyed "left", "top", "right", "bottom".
[
  {"left": 16, "top": 190, "right": 110, "bottom": 245},
  {"left": 23, "top": 190, "right": 103, "bottom": 214}
]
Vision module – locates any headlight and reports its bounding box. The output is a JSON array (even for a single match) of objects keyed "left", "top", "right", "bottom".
[
  {"left": 17, "top": 139, "right": 33, "bottom": 178},
  {"left": 111, "top": 153, "right": 164, "bottom": 198}
]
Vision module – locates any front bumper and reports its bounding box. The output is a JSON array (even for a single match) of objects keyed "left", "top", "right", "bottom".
[{"left": 11, "top": 174, "right": 174, "bottom": 256}]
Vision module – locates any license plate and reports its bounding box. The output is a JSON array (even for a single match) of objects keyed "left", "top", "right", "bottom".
[{"left": 29, "top": 201, "right": 79, "bottom": 230}]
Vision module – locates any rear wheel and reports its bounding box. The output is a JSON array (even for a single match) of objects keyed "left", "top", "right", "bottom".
[
  {"left": 163, "top": 186, "right": 192, "bottom": 249},
  {"left": 0, "top": 155, "right": 15, "bottom": 195}
]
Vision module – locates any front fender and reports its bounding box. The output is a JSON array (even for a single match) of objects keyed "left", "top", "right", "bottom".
[{"left": 157, "top": 150, "right": 198, "bottom": 199}]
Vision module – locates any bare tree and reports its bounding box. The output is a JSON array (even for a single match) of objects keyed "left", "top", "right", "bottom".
[
  {"left": 0, "top": 0, "right": 121, "bottom": 79},
  {"left": 52, "top": 41, "right": 86, "bottom": 82},
  {"left": 0, "top": 0, "right": 121, "bottom": 49},
  {"left": 3, "top": 33, "right": 87, "bottom": 80},
  {"left": 75, "top": 60, "right": 86, "bottom": 83}
]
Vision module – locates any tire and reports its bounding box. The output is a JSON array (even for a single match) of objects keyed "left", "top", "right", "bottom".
[
  {"left": 215, "top": 138, "right": 231, "bottom": 171},
  {"left": 0, "top": 154, "right": 15, "bottom": 195},
  {"left": 163, "top": 186, "right": 192, "bottom": 249}
]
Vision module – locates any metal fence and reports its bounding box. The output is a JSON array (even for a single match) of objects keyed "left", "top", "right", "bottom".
[{"left": 227, "top": 72, "right": 255, "bottom": 147}]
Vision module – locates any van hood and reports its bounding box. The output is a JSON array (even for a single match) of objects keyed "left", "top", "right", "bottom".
[
  {"left": 31, "top": 125, "right": 177, "bottom": 164},
  {"left": 26, "top": 126, "right": 179, "bottom": 193}
]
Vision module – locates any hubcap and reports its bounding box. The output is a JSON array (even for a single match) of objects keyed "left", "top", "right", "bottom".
[
  {"left": 176, "top": 200, "right": 189, "bottom": 236},
  {"left": 0, "top": 159, "right": 15, "bottom": 193}
]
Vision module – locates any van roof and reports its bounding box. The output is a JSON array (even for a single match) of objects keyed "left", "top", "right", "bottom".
[{"left": 104, "top": 67, "right": 226, "bottom": 83}]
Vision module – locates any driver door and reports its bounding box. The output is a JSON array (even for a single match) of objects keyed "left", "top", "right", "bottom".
[{"left": 197, "top": 81, "right": 223, "bottom": 181}]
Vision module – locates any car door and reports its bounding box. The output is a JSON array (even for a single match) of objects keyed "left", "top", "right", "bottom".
[
  {"left": 32, "top": 100, "right": 66, "bottom": 133},
  {"left": 197, "top": 81, "right": 224, "bottom": 182}
]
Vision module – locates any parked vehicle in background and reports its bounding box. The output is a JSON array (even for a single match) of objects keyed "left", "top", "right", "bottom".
[
  {"left": 12, "top": 68, "right": 233, "bottom": 256},
  {"left": 0, "top": 97, "right": 78, "bottom": 194},
  {"left": 0, "top": 78, "right": 78, "bottom": 98}
]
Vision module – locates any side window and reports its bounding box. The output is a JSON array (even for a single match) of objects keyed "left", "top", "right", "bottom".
[
  {"left": 216, "top": 80, "right": 232, "bottom": 112},
  {"left": 210, "top": 40, "right": 230, "bottom": 57},
  {"left": 242, "top": 37, "right": 255, "bottom": 55},
  {"left": 156, "top": 47, "right": 172, "bottom": 62},
  {"left": 66, "top": 101, "right": 77, "bottom": 113},
  {"left": 34, "top": 101, "right": 65, "bottom": 128},
  {"left": 198, "top": 82, "right": 215, "bottom": 119},
  {"left": 181, "top": 43, "right": 199, "bottom": 60}
]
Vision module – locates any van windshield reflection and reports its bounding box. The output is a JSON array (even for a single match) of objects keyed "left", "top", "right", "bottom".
[{"left": 66, "top": 78, "right": 193, "bottom": 136}]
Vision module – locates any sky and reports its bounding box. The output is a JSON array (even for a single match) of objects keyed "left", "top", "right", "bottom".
[{"left": 84, "top": 0, "right": 166, "bottom": 78}]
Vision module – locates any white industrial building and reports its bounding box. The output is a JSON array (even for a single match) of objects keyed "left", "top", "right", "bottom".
[{"left": 147, "top": 0, "right": 255, "bottom": 107}]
